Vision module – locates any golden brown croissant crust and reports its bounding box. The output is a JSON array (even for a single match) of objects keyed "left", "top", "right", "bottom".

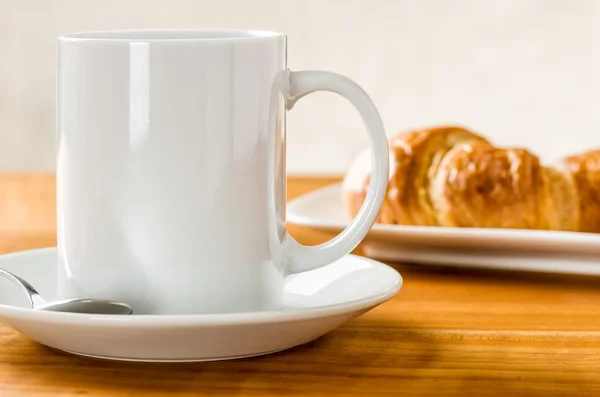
[
  {"left": 556, "top": 150, "right": 600, "bottom": 233},
  {"left": 343, "top": 125, "right": 598, "bottom": 232}
]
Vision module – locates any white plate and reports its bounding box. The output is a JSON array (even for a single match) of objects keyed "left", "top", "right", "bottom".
[
  {"left": 0, "top": 248, "right": 401, "bottom": 362},
  {"left": 361, "top": 243, "right": 600, "bottom": 276},
  {"left": 287, "top": 183, "right": 600, "bottom": 274}
]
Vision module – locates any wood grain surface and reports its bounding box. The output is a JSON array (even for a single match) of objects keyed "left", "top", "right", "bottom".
[{"left": 1, "top": 174, "right": 600, "bottom": 396}]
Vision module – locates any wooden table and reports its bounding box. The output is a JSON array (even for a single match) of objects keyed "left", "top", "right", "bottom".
[{"left": 1, "top": 174, "right": 600, "bottom": 396}]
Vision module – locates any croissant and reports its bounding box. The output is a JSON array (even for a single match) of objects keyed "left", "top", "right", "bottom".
[
  {"left": 342, "top": 126, "right": 596, "bottom": 232},
  {"left": 554, "top": 150, "right": 600, "bottom": 233}
]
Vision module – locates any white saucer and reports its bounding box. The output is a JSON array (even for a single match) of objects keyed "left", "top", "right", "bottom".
[{"left": 0, "top": 248, "right": 402, "bottom": 362}]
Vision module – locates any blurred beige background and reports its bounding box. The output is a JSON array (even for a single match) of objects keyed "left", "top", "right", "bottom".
[{"left": 1, "top": 0, "right": 599, "bottom": 174}]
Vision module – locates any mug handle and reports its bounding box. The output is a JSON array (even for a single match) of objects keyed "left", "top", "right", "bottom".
[{"left": 283, "top": 70, "right": 389, "bottom": 274}]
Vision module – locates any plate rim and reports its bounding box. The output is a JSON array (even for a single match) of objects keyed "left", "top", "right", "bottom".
[
  {"left": 286, "top": 183, "right": 600, "bottom": 247},
  {"left": 0, "top": 247, "right": 402, "bottom": 326}
]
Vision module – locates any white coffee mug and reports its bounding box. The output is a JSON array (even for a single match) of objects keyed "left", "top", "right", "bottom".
[{"left": 56, "top": 29, "right": 389, "bottom": 315}]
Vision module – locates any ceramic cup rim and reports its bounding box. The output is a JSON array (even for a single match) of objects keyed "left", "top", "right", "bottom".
[{"left": 58, "top": 28, "right": 286, "bottom": 43}]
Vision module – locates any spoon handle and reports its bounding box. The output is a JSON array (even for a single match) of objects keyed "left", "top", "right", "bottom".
[{"left": 0, "top": 268, "right": 47, "bottom": 308}]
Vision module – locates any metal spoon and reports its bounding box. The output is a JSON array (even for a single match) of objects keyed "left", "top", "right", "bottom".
[{"left": 0, "top": 268, "right": 133, "bottom": 315}]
